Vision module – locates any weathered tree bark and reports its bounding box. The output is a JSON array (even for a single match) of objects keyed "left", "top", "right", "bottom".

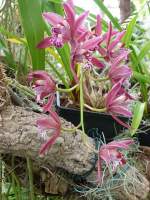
[
  {"left": 0, "top": 106, "right": 149, "bottom": 199},
  {"left": 0, "top": 105, "right": 95, "bottom": 176},
  {"left": 119, "top": 0, "right": 131, "bottom": 22}
]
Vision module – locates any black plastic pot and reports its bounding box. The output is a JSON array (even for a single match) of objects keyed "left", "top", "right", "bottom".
[
  {"left": 56, "top": 92, "right": 129, "bottom": 143},
  {"left": 137, "top": 123, "right": 150, "bottom": 146}
]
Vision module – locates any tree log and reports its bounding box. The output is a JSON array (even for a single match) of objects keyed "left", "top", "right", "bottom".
[
  {"left": 0, "top": 105, "right": 150, "bottom": 199},
  {"left": 0, "top": 105, "right": 95, "bottom": 176}
]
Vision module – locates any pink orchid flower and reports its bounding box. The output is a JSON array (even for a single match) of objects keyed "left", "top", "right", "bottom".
[
  {"left": 28, "top": 71, "right": 56, "bottom": 103},
  {"left": 37, "top": 0, "right": 103, "bottom": 81},
  {"left": 98, "top": 22, "right": 127, "bottom": 62},
  {"left": 97, "top": 139, "right": 134, "bottom": 182},
  {"left": 37, "top": 111, "right": 61, "bottom": 155},
  {"left": 37, "top": 0, "right": 89, "bottom": 48},
  {"left": 105, "top": 81, "right": 132, "bottom": 128},
  {"left": 71, "top": 35, "right": 103, "bottom": 69},
  {"left": 108, "top": 53, "right": 132, "bottom": 84}
]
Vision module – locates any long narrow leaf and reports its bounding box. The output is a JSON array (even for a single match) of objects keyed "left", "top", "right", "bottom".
[
  {"left": 130, "top": 102, "right": 145, "bottom": 136},
  {"left": 138, "top": 41, "right": 150, "bottom": 60},
  {"left": 17, "top": 0, "right": 45, "bottom": 70},
  {"left": 133, "top": 71, "right": 150, "bottom": 84},
  {"left": 56, "top": 45, "right": 73, "bottom": 81},
  {"left": 123, "top": 16, "right": 137, "bottom": 47}
]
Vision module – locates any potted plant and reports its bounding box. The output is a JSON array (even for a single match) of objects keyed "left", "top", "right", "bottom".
[{"left": 28, "top": 0, "right": 136, "bottom": 145}]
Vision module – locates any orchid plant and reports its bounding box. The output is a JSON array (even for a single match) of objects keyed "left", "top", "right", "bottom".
[{"left": 29, "top": 0, "right": 135, "bottom": 180}]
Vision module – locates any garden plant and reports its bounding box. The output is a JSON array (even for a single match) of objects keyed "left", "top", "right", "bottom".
[{"left": 0, "top": 0, "right": 150, "bottom": 199}]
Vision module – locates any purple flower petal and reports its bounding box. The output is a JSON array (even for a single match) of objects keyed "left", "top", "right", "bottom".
[
  {"left": 97, "top": 139, "right": 134, "bottom": 181},
  {"left": 95, "top": 15, "right": 102, "bottom": 36},
  {"left": 105, "top": 139, "right": 134, "bottom": 149},
  {"left": 64, "top": 2, "right": 75, "bottom": 26},
  {"left": 111, "top": 114, "right": 131, "bottom": 128},
  {"left": 77, "top": 31, "right": 89, "bottom": 42},
  {"left": 98, "top": 46, "right": 107, "bottom": 56},
  {"left": 39, "top": 129, "right": 60, "bottom": 155},
  {"left": 108, "top": 65, "right": 132, "bottom": 83},
  {"left": 43, "top": 95, "right": 55, "bottom": 113},
  {"left": 111, "top": 51, "right": 129, "bottom": 67},
  {"left": 106, "top": 22, "right": 112, "bottom": 48},
  {"left": 108, "top": 31, "right": 126, "bottom": 51},
  {"left": 43, "top": 12, "right": 64, "bottom": 26},
  {"left": 91, "top": 57, "right": 105, "bottom": 69},
  {"left": 37, "top": 37, "right": 53, "bottom": 49},
  {"left": 74, "top": 11, "right": 89, "bottom": 35},
  {"left": 109, "top": 105, "right": 132, "bottom": 117},
  {"left": 106, "top": 81, "right": 122, "bottom": 106},
  {"left": 37, "top": 117, "right": 57, "bottom": 131},
  {"left": 81, "top": 36, "right": 101, "bottom": 50},
  {"left": 66, "top": 0, "right": 74, "bottom": 8}
]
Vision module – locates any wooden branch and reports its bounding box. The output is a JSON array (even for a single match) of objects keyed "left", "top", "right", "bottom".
[
  {"left": 0, "top": 105, "right": 150, "bottom": 199},
  {"left": 0, "top": 105, "right": 95, "bottom": 176}
]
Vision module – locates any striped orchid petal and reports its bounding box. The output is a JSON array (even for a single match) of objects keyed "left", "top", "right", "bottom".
[
  {"left": 77, "top": 31, "right": 89, "bottom": 42},
  {"left": 108, "top": 65, "right": 132, "bottom": 83},
  {"left": 112, "top": 115, "right": 130, "bottom": 129},
  {"left": 81, "top": 36, "right": 101, "bottom": 50},
  {"left": 105, "top": 81, "right": 132, "bottom": 126},
  {"left": 97, "top": 139, "right": 134, "bottom": 181},
  {"left": 39, "top": 130, "right": 60, "bottom": 155},
  {"left": 66, "top": 0, "right": 74, "bottom": 8},
  {"left": 37, "top": 37, "right": 53, "bottom": 49},
  {"left": 95, "top": 15, "right": 102, "bottom": 36},
  {"left": 110, "top": 105, "right": 132, "bottom": 117},
  {"left": 106, "top": 139, "right": 134, "bottom": 149},
  {"left": 37, "top": 111, "right": 61, "bottom": 155},
  {"left": 43, "top": 95, "right": 55, "bottom": 113},
  {"left": 37, "top": 117, "right": 58, "bottom": 131},
  {"left": 111, "top": 51, "right": 129, "bottom": 67},
  {"left": 28, "top": 71, "right": 56, "bottom": 102},
  {"left": 106, "top": 81, "right": 122, "bottom": 106},
  {"left": 91, "top": 57, "right": 105, "bottom": 69},
  {"left": 106, "top": 22, "right": 112, "bottom": 49},
  {"left": 43, "top": 12, "right": 64, "bottom": 26},
  {"left": 74, "top": 11, "right": 89, "bottom": 35},
  {"left": 108, "top": 31, "right": 126, "bottom": 52},
  {"left": 64, "top": 2, "right": 75, "bottom": 26}
]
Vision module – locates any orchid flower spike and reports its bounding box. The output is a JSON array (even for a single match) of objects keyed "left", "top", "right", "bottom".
[
  {"left": 105, "top": 81, "right": 132, "bottom": 128},
  {"left": 98, "top": 22, "right": 127, "bottom": 62},
  {"left": 37, "top": 0, "right": 89, "bottom": 49},
  {"left": 97, "top": 139, "right": 134, "bottom": 182},
  {"left": 108, "top": 53, "right": 132, "bottom": 84},
  {"left": 37, "top": 111, "right": 61, "bottom": 155},
  {"left": 28, "top": 70, "right": 56, "bottom": 103}
]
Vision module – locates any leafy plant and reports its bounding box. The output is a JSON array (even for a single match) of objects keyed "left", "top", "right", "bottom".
[
  {"left": 28, "top": 1, "right": 136, "bottom": 177},
  {"left": 17, "top": 0, "right": 46, "bottom": 71}
]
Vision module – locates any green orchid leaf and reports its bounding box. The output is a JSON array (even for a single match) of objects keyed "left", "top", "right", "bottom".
[{"left": 130, "top": 102, "right": 145, "bottom": 136}]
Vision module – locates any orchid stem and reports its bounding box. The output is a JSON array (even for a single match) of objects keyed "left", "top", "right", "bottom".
[
  {"left": 56, "top": 83, "right": 79, "bottom": 93},
  {"left": 91, "top": 76, "right": 109, "bottom": 82},
  {"left": 80, "top": 66, "right": 88, "bottom": 144},
  {"left": 8, "top": 79, "right": 35, "bottom": 98},
  {"left": 84, "top": 104, "right": 107, "bottom": 112},
  {"left": 62, "top": 123, "right": 81, "bottom": 133}
]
